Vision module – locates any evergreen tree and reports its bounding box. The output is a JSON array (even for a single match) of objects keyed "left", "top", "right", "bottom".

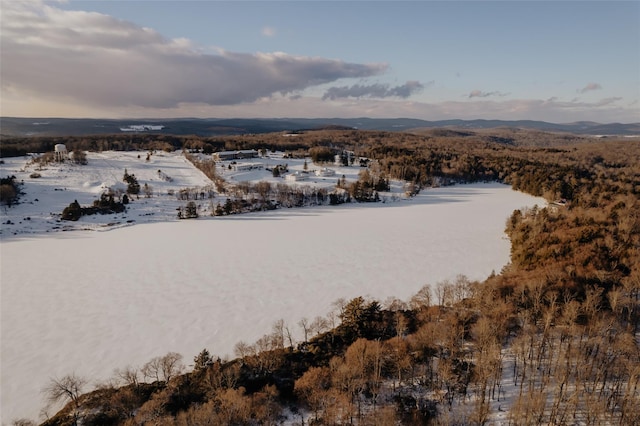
[
  {"left": 223, "top": 198, "right": 233, "bottom": 215},
  {"left": 185, "top": 201, "right": 198, "bottom": 218},
  {"left": 123, "top": 170, "right": 141, "bottom": 195},
  {"left": 193, "top": 349, "right": 214, "bottom": 371}
]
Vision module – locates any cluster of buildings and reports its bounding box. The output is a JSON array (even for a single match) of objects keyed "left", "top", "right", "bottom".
[{"left": 212, "top": 149, "right": 342, "bottom": 182}]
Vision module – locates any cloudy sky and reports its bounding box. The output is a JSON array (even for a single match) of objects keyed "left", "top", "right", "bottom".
[{"left": 2, "top": 0, "right": 638, "bottom": 123}]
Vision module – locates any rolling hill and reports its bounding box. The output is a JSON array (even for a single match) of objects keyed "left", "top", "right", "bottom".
[{"left": 2, "top": 116, "right": 639, "bottom": 138}]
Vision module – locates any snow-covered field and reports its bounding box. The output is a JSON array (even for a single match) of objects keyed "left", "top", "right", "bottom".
[{"left": 0, "top": 152, "right": 545, "bottom": 423}]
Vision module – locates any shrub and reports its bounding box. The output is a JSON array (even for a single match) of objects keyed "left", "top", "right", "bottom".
[
  {"left": 0, "top": 175, "right": 20, "bottom": 206},
  {"left": 61, "top": 193, "right": 126, "bottom": 221},
  {"left": 61, "top": 200, "right": 82, "bottom": 221}
]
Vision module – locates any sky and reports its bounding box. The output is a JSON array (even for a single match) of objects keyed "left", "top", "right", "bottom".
[{"left": 1, "top": 0, "right": 639, "bottom": 123}]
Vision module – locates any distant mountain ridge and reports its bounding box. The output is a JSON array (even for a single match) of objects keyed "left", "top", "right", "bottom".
[{"left": 1, "top": 116, "right": 638, "bottom": 137}]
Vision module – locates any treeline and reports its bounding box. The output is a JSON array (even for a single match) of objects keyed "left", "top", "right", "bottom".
[
  {"left": 0, "top": 127, "right": 592, "bottom": 159},
  {"left": 0, "top": 134, "right": 179, "bottom": 157},
  {"left": 196, "top": 172, "right": 392, "bottom": 217},
  {"left": 0, "top": 129, "right": 347, "bottom": 158},
  {"left": 211, "top": 184, "right": 332, "bottom": 215}
]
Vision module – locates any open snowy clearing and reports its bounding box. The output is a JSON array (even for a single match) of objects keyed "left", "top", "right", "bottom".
[
  {"left": 1, "top": 152, "right": 545, "bottom": 423},
  {"left": 0, "top": 151, "right": 399, "bottom": 236}
]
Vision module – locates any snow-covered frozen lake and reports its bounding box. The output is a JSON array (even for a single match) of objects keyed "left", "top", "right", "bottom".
[{"left": 1, "top": 183, "right": 545, "bottom": 423}]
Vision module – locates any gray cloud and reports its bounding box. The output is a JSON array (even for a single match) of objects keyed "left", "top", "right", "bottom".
[
  {"left": 593, "top": 97, "right": 622, "bottom": 107},
  {"left": 322, "top": 80, "right": 427, "bottom": 101},
  {"left": 579, "top": 82, "right": 602, "bottom": 93},
  {"left": 0, "top": 2, "right": 386, "bottom": 108},
  {"left": 468, "top": 90, "right": 509, "bottom": 99}
]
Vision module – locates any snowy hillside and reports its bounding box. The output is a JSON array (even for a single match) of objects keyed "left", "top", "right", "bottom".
[{"left": 0, "top": 150, "right": 405, "bottom": 237}]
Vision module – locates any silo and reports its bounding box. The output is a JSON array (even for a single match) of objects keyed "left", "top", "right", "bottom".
[{"left": 54, "top": 144, "right": 68, "bottom": 161}]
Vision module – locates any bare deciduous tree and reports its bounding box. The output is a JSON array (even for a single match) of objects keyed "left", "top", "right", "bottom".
[
  {"left": 234, "top": 341, "right": 252, "bottom": 359},
  {"left": 141, "top": 352, "right": 184, "bottom": 383},
  {"left": 295, "top": 366, "right": 332, "bottom": 421},
  {"left": 298, "top": 317, "right": 310, "bottom": 343},
  {"left": 270, "top": 319, "right": 286, "bottom": 350},
  {"left": 43, "top": 374, "right": 87, "bottom": 425},
  {"left": 409, "top": 283, "right": 432, "bottom": 310},
  {"left": 311, "top": 315, "right": 330, "bottom": 337},
  {"left": 114, "top": 365, "right": 140, "bottom": 388}
]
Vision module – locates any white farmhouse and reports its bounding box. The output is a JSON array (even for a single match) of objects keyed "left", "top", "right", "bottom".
[
  {"left": 213, "top": 150, "right": 259, "bottom": 161},
  {"left": 232, "top": 163, "right": 264, "bottom": 171},
  {"left": 315, "top": 167, "right": 336, "bottom": 177},
  {"left": 285, "top": 171, "right": 310, "bottom": 182}
]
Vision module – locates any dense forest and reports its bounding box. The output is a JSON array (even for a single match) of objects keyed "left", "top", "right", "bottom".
[{"left": 4, "top": 129, "right": 639, "bottom": 425}]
